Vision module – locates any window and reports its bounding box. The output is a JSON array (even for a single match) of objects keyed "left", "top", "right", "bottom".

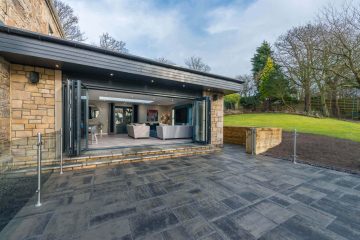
[
  {"left": 175, "top": 107, "right": 188, "bottom": 124},
  {"left": 48, "top": 25, "right": 54, "bottom": 36},
  {"left": 175, "top": 105, "right": 192, "bottom": 125}
]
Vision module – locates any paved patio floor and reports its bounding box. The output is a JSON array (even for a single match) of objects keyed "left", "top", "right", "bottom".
[{"left": 1, "top": 145, "right": 360, "bottom": 240}]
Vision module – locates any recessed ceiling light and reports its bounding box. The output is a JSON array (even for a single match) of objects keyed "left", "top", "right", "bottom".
[
  {"left": 99, "top": 96, "right": 153, "bottom": 104},
  {"left": 110, "top": 73, "right": 114, "bottom": 77},
  {"left": 182, "top": 84, "right": 186, "bottom": 88},
  {"left": 151, "top": 80, "right": 155, "bottom": 83},
  {"left": 207, "top": 88, "right": 211, "bottom": 91},
  {"left": 55, "top": 64, "right": 59, "bottom": 68}
]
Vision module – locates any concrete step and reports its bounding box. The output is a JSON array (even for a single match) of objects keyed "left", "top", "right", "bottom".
[{"left": 5, "top": 147, "right": 221, "bottom": 175}]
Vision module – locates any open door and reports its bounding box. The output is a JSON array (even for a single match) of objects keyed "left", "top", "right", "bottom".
[
  {"left": 193, "top": 97, "right": 211, "bottom": 144},
  {"left": 63, "top": 80, "right": 88, "bottom": 156}
]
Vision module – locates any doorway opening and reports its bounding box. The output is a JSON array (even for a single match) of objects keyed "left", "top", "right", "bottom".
[{"left": 63, "top": 80, "right": 210, "bottom": 156}]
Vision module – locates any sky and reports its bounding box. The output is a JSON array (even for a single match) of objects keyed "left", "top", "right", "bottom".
[{"left": 62, "top": 0, "right": 347, "bottom": 78}]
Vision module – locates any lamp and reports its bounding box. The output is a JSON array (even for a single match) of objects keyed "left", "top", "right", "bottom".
[{"left": 29, "top": 71, "right": 39, "bottom": 84}]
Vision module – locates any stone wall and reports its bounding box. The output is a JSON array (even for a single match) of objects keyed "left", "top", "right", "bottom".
[
  {"left": 252, "top": 128, "right": 282, "bottom": 154},
  {"left": 224, "top": 126, "right": 248, "bottom": 145},
  {"left": 203, "top": 91, "right": 224, "bottom": 146},
  {"left": 10, "top": 64, "right": 56, "bottom": 139},
  {"left": 0, "top": 57, "right": 10, "bottom": 143},
  {"left": 9, "top": 64, "right": 59, "bottom": 163},
  {"left": 0, "top": 0, "right": 63, "bottom": 37},
  {"left": 224, "top": 126, "right": 282, "bottom": 154}
]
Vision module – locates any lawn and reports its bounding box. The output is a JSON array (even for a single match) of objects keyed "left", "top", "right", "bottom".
[{"left": 224, "top": 113, "right": 360, "bottom": 142}]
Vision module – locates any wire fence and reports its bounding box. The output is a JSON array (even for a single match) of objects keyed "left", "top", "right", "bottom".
[
  {"left": 261, "top": 129, "right": 360, "bottom": 175},
  {"left": 225, "top": 97, "right": 360, "bottom": 120}
]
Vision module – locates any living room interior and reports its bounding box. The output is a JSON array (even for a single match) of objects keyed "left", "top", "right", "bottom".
[{"left": 86, "top": 89, "right": 196, "bottom": 149}]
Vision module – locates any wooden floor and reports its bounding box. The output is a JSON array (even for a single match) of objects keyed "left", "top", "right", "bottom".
[{"left": 88, "top": 134, "right": 193, "bottom": 149}]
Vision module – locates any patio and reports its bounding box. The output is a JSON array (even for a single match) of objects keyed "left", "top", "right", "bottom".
[{"left": 1, "top": 145, "right": 360, "bottom": 240}]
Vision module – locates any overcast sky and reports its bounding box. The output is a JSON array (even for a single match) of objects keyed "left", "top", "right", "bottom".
[{"left": 62, "top": 0, "right": 346, "bottom": 78}]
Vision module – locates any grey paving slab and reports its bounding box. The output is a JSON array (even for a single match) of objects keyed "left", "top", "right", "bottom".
[
  {"left": 172, "top": 203, "right": 200, "bottom": 222},
  {"left": 1, "top": 144, "right": 360, "bottom": 239},
  {"left": 221, "top": 195, "right": 247, "bottom": 210},
  {"left": 182, "top": 216, "right": 216, "bottom": 239},
  {"left": 230, "top": 207, "right": 277, "bottom": 239},
  {"left": 213, "top": 215, "right": 255, "bottom": 240},
  {"left": 161, "top": 225, "right": 192, "bottom": 240},
  {"left": 129, "top": 209, "right": 179, "bottom": 239}
]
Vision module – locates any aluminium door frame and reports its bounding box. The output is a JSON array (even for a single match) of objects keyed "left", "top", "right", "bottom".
[
  {"left": 192, "top": 96, "right": 211, "bottom": 144},
  {"left": 63, "top": 79, "right": 89, "bottom": 156}
]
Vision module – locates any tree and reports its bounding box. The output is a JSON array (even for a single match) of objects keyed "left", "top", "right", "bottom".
[
  {"left": 224, "top": 93, "right": 240, "bottom": 110},
  {"left": 259, "top": 57, "right": 292, "bottom": 110},
  {"left": 155, "top": 57, "right": 175, "bottom": 65},
  {"left": 251, "top": 41, "right": 273, "bottom": 89},
  {"left": 184, "top": 56, "right": 211, "bottom": 72},
  {"left": 237, "top": 74, "right": 257, "bottom": 97},
  {"left": 319, "top": 3, "right": 360, "bottom": 88},
  {"left": 275, "top": 25, "right": 318, "bottom": 113},
  {"left": 99, "top": 33, "right": 129, "bottom": 53},
  {"left": 53, "top": 0, "right": 86, "bottom": 41}
]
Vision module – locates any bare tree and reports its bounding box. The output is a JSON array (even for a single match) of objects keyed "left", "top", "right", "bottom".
[
  {"left": 155, "top": 57, "right": 175, "bottom": 65},
  {"left": 236, "top": 75, "right": 257, "bottom": 97},
  {"left": 275, "top": 24, "right": 318, "bottom": 113},
  {"left": 99, "top": 33, "right": 128, "bottom": 53},
  {"left": 184, "top": 56, "right": 211, "bottom": 72},
  {"left": 53, "top": 0, "right": 86, "bottom": 41},
  {"left": 319, "top": 3, "right": 360, "bottom": 88}
]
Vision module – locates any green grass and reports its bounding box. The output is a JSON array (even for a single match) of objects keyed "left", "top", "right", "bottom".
[{"left": 224, "top": 113, "right": 360, "bottom": 142}]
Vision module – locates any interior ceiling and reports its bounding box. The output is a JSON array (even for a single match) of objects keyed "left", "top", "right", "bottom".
[{"left": 88, "top": 89, "right": 192, "bottom": 106}]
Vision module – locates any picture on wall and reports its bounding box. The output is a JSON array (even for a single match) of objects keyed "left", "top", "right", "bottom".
[{"left": 147, "top": 110, "right": 158, "bottom": 122}]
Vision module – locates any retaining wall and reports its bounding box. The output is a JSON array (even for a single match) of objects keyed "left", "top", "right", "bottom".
[{"left": 224, "top": 126, "right": 282, "bottom": 154}]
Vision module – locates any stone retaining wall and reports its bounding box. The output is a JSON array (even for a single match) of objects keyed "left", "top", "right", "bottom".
[{"left": 224, "top": 126, "right": 282, "bottom": 154}]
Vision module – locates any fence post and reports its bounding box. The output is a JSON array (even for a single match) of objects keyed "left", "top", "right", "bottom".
[
  {"left": 60, "top": 128, "right": 63, "bottom": 175},
  {"left": 35, "top": 132, "right": 42, "bottom": 207},
  {"left": 293, "top": 129, "right": 297, "bottom": 164}
]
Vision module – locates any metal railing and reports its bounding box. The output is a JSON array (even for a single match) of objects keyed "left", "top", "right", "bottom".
[
  {"left": 60, "top": 128, "right": 63, "bottom": 175},
  {"left": 35, "top": 132, "right": 42, "bottom": 207},
  {"left": 255, "top": 127, "right": 359, "bottom": 175},
  {"left": 0, "top": 130, "right": 65, "bottom": 210},
  {"left": 293, "top": 129, "right": 297, "bottom": 164}
]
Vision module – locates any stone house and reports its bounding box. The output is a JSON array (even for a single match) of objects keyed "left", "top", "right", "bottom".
[{"left": 0, "top": 0, "right": 242, "bottom": 168}]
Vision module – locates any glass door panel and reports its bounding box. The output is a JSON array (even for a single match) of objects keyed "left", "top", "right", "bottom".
[
  {"left": 80, "top": 88, "right": 88, "bottom": 151},
  {"left": 115, "top": 107, "right": 132, "bottom": 134},
  {"left": 193, "top": 97, "right": 210, "bottom": 144},
  {"left": 115, "top": 107, "right": 124, "bottom": 134},
  {"left": 63, "top": 80, "right": 88, "bottom": 156}
]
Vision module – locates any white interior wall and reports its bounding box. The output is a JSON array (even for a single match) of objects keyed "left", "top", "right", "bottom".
[{"left": 88, "top": 100, "right": 109, "bottom": 133}]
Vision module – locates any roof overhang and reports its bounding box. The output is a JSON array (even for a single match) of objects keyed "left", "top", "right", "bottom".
[{"left": 0, "top": 25, "right": 242, "bottom": 93}]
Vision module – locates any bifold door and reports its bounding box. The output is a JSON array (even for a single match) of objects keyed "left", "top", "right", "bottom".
[
  {"left": 193, "top": 97, "right": 211, "bottom": 144},
  {"left": 63, "top": 80, "right": 88, "bottom": 156}
]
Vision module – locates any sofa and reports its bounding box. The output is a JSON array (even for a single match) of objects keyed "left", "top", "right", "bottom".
[
  {"left": 156, "top": 125, "right": 193, "bottom": 140},
  {"left": 127, "top": 124, "right": 150, "bottom": 139}
]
